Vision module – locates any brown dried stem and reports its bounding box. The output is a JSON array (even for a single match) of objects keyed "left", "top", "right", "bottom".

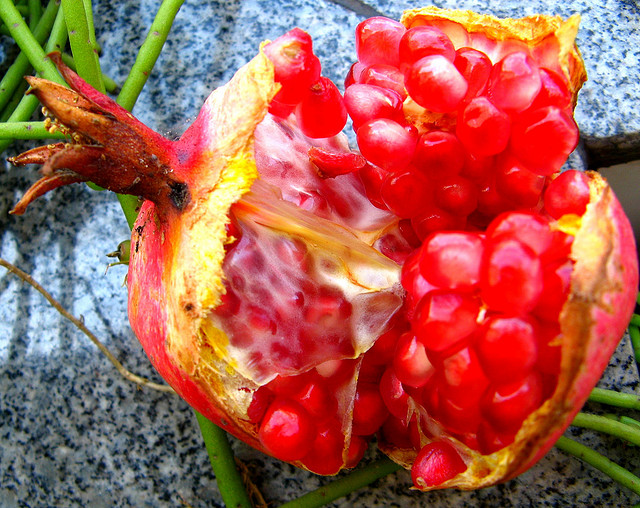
[{"left": 0, "top": 257, "right": 175, "bottom": 394}]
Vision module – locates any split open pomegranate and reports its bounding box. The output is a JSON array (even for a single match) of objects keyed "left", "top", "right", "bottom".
[{"left": 9, "top": 6, "right": 638, "bottom": 491}]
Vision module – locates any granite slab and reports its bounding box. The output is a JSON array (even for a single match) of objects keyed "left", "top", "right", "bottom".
[{"left": 1, "top": 0, "right": 639, "bottom": 506}]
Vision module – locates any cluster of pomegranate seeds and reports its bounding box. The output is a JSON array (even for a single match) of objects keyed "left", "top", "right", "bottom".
[
  {"left": 264, "top": 30, "right": 348, "bottom": 138},
  {"left": 345, "top": 16, "right": 580, "bottom": 237}
]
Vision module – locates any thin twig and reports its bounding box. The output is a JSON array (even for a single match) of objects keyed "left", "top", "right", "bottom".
[{"left": 0, "top": 257, "right": 175, "bottom": 394}]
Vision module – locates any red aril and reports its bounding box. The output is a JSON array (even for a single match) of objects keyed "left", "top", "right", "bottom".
[
  {"left": 530, "top": 68, "right": 572, "bottom": 111},
  {"left": 510, "top": 106, "right": 579, "bottom": 175},
  {"left": 480, "top": 235, "right": 544, "bottom": 315},
  {"left": 259, "top": 399, "right": 317, "bottom": 461},
  {"left": 454, "top": 47, "right": 492, "bottom": 100},
  {"left": 456, "top": 96, "right": 511, "bottom": 156},
  {"left": 357, "top": 118, "right": 418, "bottom": 171},
  {"left": 295, "top": 77, "right": 347, "bottom": 138},
  {"left": 355, "top": 16, "right": 406, "bottom": 67},
  {"left": 360, "top": 64, "right": 407, "bottom": 99},
  {"left": 411, "top": 442, "right": 467, "bottom": 489},
  {"left": 413, "top": 131, "right": 465, "bottom": 181},
  {"left": 488, "top": 52, "right": 541, "bottom": 112},
  {"left": 352, "top": 383, "right": 390, "bottom": 436},
  {"left": 543, "top": 169, "right": 591, "bottom": 218},
  {"left": 393, "top": 332, "right": 434, "bottom": 387},
  {"left": 404, "top": 55, "right": 468, "bottom": 112},
  {"left": 380, "top": 167, "right": 432, "bottom": 218},
  {"left": 495, "top": 153, "right": 546, "bottom": 207},
  {"left": 379, "top": 365, "right": 411, "bottom": 419},
  {"left": 434, "top": 175, "right": 479, "bottom": 217},
  {"left": 344, "top": 84, "right": 403, "bottom": 129},
  {"left": 398, "top": 26, "right": 456, "bottom": 71}
]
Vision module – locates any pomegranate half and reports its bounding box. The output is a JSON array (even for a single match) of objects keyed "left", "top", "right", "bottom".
[{"left": 9, "top": 7, "right": 638, "bottom": 491}]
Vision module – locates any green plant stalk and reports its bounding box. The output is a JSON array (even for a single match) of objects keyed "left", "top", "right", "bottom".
[
  {"left": 0, "top": 0, "right": 59, "bottom": 113},
  {"left": 0, "top": 5, "right": 67, "bottom": 154},
  {"left": 571, "top": 412, "right": 640, "bottom": 446},
  {"left": 0, "top": 121, "right": 65, "bottom": 139},
  {"left": 589, "top": 387, "right": 640, "bottom": 410},
  {"left": 0, "top": 81, "right": 29, "bottom": 121},
  {"left": 556, "top": 436, "right": 640, "bottom": 496},
  {"left": 60, "top": 52, "right": 119, "bottom": 93},
  {"left": 0, "top": 0, "right": 63, "bottom": 83},
  {"left": 630, "top": 325, "right": 640, "bottom": 363},
  {"left": 28, "top": 0, "right": 41, "bottom": 29},
  {"left": 116, "top": 0, "right": 185, "bottom": 112},
  {"left": 280, "top": 457, "right": 402, "bottom": 508},
  {"left": 195, "top": 412, "right": 253, "bottom": 508},
  {"left": 60, "top": 0, "right": 105, "bottom": 92}
]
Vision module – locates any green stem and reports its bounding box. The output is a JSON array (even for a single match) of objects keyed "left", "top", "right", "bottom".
[
  {"left": 571, "top": 412, "right": 640, "bottom": 446},
  {"left": 0, "top": 121, "right": 65, "bottom": 139},
  {"left": 555, "top": 436, "right": 640, "bottom": 496},
  {"left": 61, "top": 0, "right": 105, "bottom": 92},
  {"left": 0, "top": 0, "right": 64, "bottom": 83},
  {"left": 60, "top": 52, "right": 119, "bottom": 93},
  {"left": 0, "top": 0, "right": 59, "bottom": 113},
  {"left": 116, "top": 0, "right": 185, "bottom": 112},
  {"left": 630, "top": 315, "right": 640, "bottom": 328},
  {"left": 630, "top": 325, "right": 640, "bottom": 364},
  {"left": 589, "top": 387, "right": 640, "bottom": 410},
  {"left": 0, "top": 80, "right": 29, "bottom": 122},
  {"left": 0, "top": 5, "right": 67, "bottom": 155},
  {"left": 28, "top": 0, "right": 41, "bottom": 29},
  {"left": 280, "top": 458, "right": 402, "bottom": 508},
  {"left": 195, "top": 412, "right": 253, "bottom": 508}
]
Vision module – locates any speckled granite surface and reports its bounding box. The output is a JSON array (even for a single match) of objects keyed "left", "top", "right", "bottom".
[{"left": 1, "top": 0, "right": 639, "bottom": 506}]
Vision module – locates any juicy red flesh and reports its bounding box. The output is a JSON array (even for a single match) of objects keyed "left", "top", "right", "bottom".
[{"left": 411, "top": 442, "right": 468, "bottom": 488}]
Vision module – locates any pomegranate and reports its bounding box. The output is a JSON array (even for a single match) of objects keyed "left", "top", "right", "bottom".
[{"left": 9, "top": 6, "right": 638, "bottom": 492}]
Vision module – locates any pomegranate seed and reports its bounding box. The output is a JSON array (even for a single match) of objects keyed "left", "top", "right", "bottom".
[
  {"left": 460, "top": 153, "right": 495, "bottom": 182},
  {"left": 352, "top": 382, "right": 389, "bottom": 436},
  {"left": 401, "top": 250, "right": 438, "bottom": 315},
  {"left": 344, "top": 62, "right": 366, "bottom": 88},
  {"left": 411, "top": 441, "right": 467, "bottom": 488},
  {"left": 495, "top": 153, "right": 546, "bottom": 207},
  {"left": 477, "top": 421, "right": 516, "bottom": 454},
  {"left": 355, "top": 16, "right": 406, "bottom": 67},
  {"left": 509, "top": 106, "right": 579, "bottom": 176},
  {"left": 247, "top": 387, "right": 274, "bottom": 423},
  {"left": 358, "top": 163, "right": 388, "bottom": 209},
  {"left": 405, "top": 55, "right": 468, "bottom": 112},
  {"left": 379, "top": 366, "right": 411, "bottom": 419},
  {"left": 481, "top": 372, "right": 544, "bottom": 432},
  {"left": 398, "top": 26, "right": 455, "bottom": 72},
  {"left": 381, "top": 415, "right": 414, "bottom": 449},
  {"left": 380, "top": 167, "right": 432, "bottom": 218},
  {"left": 367, "top": 323, "right": 406, "bottom": 365},
  {"left": 393, "top": 332, "right": 434, "bottom": 388},
  {"left": 480, "top": 236, "right": 544, "bottom": 315},
  {"left": 413, "top": 131, "right": 465, "bottom": 181},
  {"left": 418, "top": 231, "right": 484, "bottom": 290},
  {"left": 536, "top": 321, "right": 562, "bottom": 376},
  {"left": 488, "top": 52, "right": 541, "bottom": 112},
  {"left": 258, "top": 398, "right": 317, "bottom": 461},
  {"left": 344, "top": 83, "right": 403, "bottom": 130},
  {"left": 301, "top": 420, "right": 345, "bottom": 475},
  {"left": 357, "top": 118, "right": 418, "bottom": 171},
  {"left": 438, "top": 345, "right": 490, "bottom": 407},
  {"left": 485, "top": 211, "right": 554, "bottom": 257},
  {"left": 296, "top": 379, "right": 337, "bottom": 418},
  {"left": 456, "top": 96, "right": 511, "bottom": 157},
  {"left": 474, "top": 176, "right": 511, "bottom": 220},
  {"left": 411, "top": 205, "right": 466, "bottom": 240},
  {"left": 414, "top": 291, "right": 481, "bottom": 352},
  {"left": 434, "top": 175, "right": 479, "bottom": 217},
  {"left": 263, "top": 28, "right": 322, "bottom": 105},
  {"left": 295, "top": 77, "right": 347, "bottom": 138},
  {"left": 454, "top": 47, "right": 492, "bottom": 100},
  {"left": 533, "top": 259, "right": 573, "bottom": 322},
  {"left": 346, "top": 435, "right": 368, "bottom": 468},
  {"left": 543, "top": 169, "right": 590, "bottom": 218},
  {"left": 476, "top": 315, "right": 538, "bottom": 383},
  {"left": 360, "top": 64, "right": 407, "bottom": 99},
  {"left": 530, "top": 68, "right": 572, "bottom": 111},
  {"left": 439, "top": 394, "right": 483, "bottom": 435},
  {"left": 308, "top": 146, "right": 367, "bottom": 178}
]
